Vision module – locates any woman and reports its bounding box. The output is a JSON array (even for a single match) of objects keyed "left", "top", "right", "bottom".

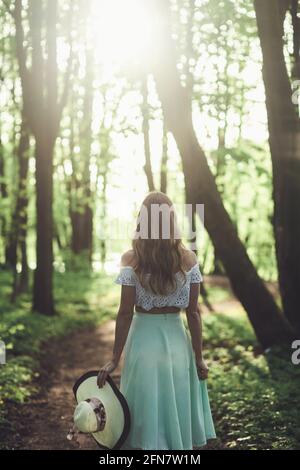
[{"left": 97, "top": 191, "right": 216, "bottom": 450}]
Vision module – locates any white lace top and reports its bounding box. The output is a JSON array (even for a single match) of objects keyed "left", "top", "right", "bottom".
[{"left": 114, "top": 263, "right": 203, "bottom": 311}]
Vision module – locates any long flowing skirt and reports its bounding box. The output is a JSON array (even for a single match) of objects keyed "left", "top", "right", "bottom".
[{"left": 119, "top": 312, "right": 216, "bottom": 450}]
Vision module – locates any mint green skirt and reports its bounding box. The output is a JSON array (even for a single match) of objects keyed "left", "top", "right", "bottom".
[{"left": 120, "top": 312, "right": 216, "bottom": 450}]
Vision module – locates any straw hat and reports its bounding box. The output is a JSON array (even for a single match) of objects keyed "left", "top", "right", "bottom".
[{"left": 72, "top": 370, "right": 130, "bottom": 449}]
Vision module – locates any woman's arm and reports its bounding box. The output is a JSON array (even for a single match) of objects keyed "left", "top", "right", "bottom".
[
  {"left": 185, "top": 283, "right": 209, "bottom": 380},
  {"left": 112, "top": 284, "right": 135, "bottom": 362},
  {"left": 97, "top": 284, "right": 135, "bottom": 388}
]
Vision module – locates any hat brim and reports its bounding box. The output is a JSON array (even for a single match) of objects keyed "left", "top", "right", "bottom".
[{"left": 73, "top": 370, "right": 130, "bottom": 450}]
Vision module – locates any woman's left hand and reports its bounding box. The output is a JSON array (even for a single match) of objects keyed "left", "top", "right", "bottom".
[
  {"left": 97, "top": 360, "right": 118, "bottom": 388},
  {"left": 196, "top": 358, "right": 209, "bottom": 380}
]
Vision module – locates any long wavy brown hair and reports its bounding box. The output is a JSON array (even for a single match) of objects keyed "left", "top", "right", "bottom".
[{"left": 131, "top": 191, "right": 187, "bottom": 295}]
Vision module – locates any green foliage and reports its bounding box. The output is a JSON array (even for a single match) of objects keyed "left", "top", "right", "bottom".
[
  {"left": 210, "top": 141, "right": 276, "bottom": 280},
  {"left": 204, "top": 285, "right": 232, "bottom": 304},
  {"left": 0, "top": 357, "right": 36, "bottom": 407},
  {"left": 202, "top": 313, "right": 300, "bottom": 450}
]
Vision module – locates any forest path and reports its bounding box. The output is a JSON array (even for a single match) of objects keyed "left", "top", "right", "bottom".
[
  {"left": 8, "top": 293, "right": 241, "bottom": 450},
  {"left": 9, "top": 322, "right": 119, "bottom": 450}
]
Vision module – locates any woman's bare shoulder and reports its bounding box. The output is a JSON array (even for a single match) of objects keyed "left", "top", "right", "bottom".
[
  {"left": 181, "top": 248, "right": 198, "bottom": 270},
  {"left": 120, "top": 249, "right": 137, "bottom": 267}
]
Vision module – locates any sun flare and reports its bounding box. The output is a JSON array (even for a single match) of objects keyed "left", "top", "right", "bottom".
[{"left": 90, "top": 0, "right": 155, "bottom": 65}]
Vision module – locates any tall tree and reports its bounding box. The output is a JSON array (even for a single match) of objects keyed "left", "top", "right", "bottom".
[
  {"left": 160, "top": 121, "right": 168, "bottom": 193},
  {"left": 151, "top": 0, "right": 293, "bottom": 348},
  {"left": 0, "top": 129, "right": 8, "bottom": 266},
  {"left": 70, "top": 47, "right": 94, "bottom": 260},
  {"left": 0, "top": 34, "right": 10, "bottom": 268},
  {"left": 254, "top": 0, "right": 300, "bottom": 334},
  {"left": 10, "top": 112, "right": 30, "bottom": 300},
  {"left": 13, "top": 0, "right": 73, "bottom": 314},
  {"left": 141, "top": 76, "right": 155, "bottom": 191},
  {"left": 290, "top": 0, "right": 300, "bottom": 81}
]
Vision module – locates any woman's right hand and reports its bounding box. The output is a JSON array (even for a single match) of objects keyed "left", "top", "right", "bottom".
[
  {"left": 97, "top": 360, "right": 118, "bottom": 388},
  {"left": 196, "top": 358, "right": 209, "bottom": 380}
]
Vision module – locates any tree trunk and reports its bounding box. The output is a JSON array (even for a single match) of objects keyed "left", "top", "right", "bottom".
[
  {"left": 70, "top": 46, "right": 94, "bottom": 260},
  {"left": 11, "top": 113, "right": 30, "bottom": 301},
  {"left": 14, "top": 0, "right": 73, "bottom": 314},
  {"left": 160, "top": 121, "right": 168, "bottom": 193},
  {"left": 100, "top": 171, "right": 107, "bottom": 267},
  {"left": 290, "top": 0, "right": 300, "bottom": 82},
  {"left": 33, "top": 136, "right": 55, "bottom": 314},
  {"left": 19, "top": 236, "right": 29, "bottom": 292},
  {"left": 70, "top": 206, "right": 93, "bottom": 257},
  {"left": 254, "top": 0, "right": 300, "bottom": 333},
  {"left": 151, "top": 0, "right": 293, "bottom": 348},
  {"left": 0, "top": 133, "right": 9, "bottom": 266},
  {"left": 141, "top": 77, "right": 155, "bottom": 191}
]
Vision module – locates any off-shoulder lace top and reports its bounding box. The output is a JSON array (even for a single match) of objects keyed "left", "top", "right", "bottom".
[{"left": 114, "top": 263, "right": 203, "bottom": 311}]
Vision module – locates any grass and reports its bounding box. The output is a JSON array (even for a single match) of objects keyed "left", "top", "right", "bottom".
[
  {"left": 204, "top": 284, "right": 232, "bottom": 304},
  {"left": 0, "top": 269, "right": 300, "bottom": 449}
]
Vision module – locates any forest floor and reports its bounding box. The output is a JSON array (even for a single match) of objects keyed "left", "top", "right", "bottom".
[
  {"left": 1, "top": 271, "right": 300, "bottom": 450},
  {"left": 2, "top": 298, "right": 234, "bottom": 450},
  {"left": 3, "top": 320, "right": 119, "bottom": 450}
]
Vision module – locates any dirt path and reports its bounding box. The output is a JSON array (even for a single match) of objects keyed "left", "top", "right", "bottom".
[{"left": 8, "top": 321, "right": 123, "bottom": 450}]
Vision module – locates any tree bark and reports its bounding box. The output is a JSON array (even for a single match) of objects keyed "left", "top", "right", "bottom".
[
  {"left": 70, "top": 46, "right": 93, "bottom": 260},
  {"left": 0, "top": 132, "right": 9, "bottom": 266},
  {"left": 160, "top": 120, "right": 168, "bottom": 193},
  {"left": 32, "top": 135, "right": 55, "bottom": 314},
  {"left": 11, "top": 113, "right": 30, "bottom": 301},
  {"left": 14, "top": 0, "right": 73, "bottom": 314},
  {"left": 254, "top": 0, "right": 300, "bottom": 333},
  {"left": 141, "top": 77, "right": 155, "bottom": 191},
  {"left": 290, "top": 0, "right": 300, "bottom": 82},
  {"left": 151, "top": 0, "right": 293, "bottom": 348}
]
